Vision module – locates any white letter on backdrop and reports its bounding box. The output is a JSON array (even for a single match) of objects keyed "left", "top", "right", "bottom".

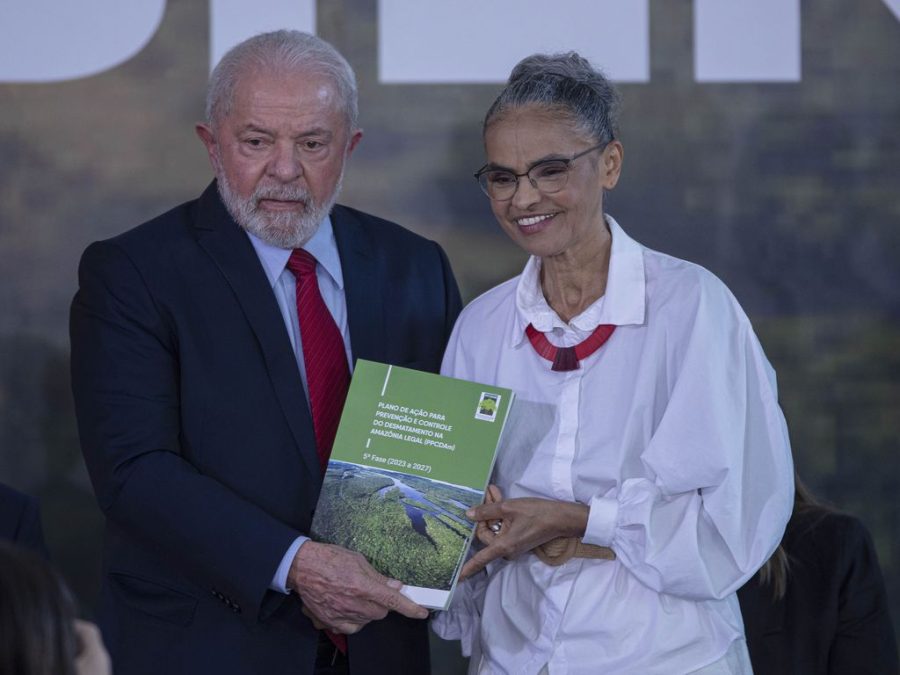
[
  {"left": 378, "top": 0, "right": 649, "bottom": 84},
  {"left": 882, "top": 0, "right": 900, "bottom": 21},
  {"left": 694, "top": 0, "right": 801, "bottom": 82},
  {"left": 0, "top": 1, "right": 166, "bottom": 83},
  {"left": 209, "top": 0, "right": 316, "bottom": 72}
]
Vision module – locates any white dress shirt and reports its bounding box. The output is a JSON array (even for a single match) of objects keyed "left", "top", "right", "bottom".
[
  {"left": 433, "top": 216, "right": 793, "bottom": 674},
  {"left": 245, "top": 217, "right": 353, "bottom": 594}
]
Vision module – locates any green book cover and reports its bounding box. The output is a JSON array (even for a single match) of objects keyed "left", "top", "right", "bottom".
[{"left": 309, "top": 359, "right": 514, "bottom": 609}]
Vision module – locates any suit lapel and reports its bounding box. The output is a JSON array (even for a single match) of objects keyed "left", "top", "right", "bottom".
[
  {"left": 192, "top": 182, "right": 321, "bottom": 479},
  {"left": 332, "top": 205, "right": 385, "bottom": 366}
]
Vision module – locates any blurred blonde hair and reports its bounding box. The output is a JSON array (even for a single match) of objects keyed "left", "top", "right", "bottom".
[{"left": 757, "top": 474, "right": 830, "bottom": 600}]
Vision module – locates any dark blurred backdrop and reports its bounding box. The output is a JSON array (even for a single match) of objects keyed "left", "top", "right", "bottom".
[{"left": 1, "top": 2, "right": 897, "bottom": 672}]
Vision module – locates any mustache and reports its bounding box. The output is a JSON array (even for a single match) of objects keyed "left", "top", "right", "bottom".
[{"left": 252, "top": 184, "right": 311, "bottom": 205}]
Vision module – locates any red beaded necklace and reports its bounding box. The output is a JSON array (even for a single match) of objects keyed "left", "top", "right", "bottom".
[{"left": 525, "top": 323, "right": 616, "bottom": 371}]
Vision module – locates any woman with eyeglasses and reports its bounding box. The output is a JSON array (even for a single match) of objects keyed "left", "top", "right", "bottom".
[{"left": 432, "top": 53, "right": 795, "bottom": 674}]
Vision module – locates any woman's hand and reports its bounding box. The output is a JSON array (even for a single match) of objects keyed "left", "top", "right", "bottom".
[
  {"left": 472, "top": 484, "right": 504, "bottom": 548},
  {"left": 461, "top": 485, "right": 589, "bottom": 579}
]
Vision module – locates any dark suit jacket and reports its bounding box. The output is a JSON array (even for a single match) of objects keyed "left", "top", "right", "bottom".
[
  {"left": 738, "top": 509, "right": 899, "bottom": 675},
  {"left": 0, "top": 482, "right": 47, "bottom": 555},
  {"left": 70, "top": 182, "right": 462, "bottom": 675}
]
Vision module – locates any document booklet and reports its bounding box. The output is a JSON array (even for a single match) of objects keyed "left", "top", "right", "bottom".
[{"left": 309, "top": 359, "right": 514, "bottom": 609}]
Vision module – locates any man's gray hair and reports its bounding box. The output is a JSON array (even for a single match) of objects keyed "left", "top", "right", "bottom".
[
  {"left": 484, "top": 52, "right": 621, "bottom": 146},
  {"left": 205, "top": 30, "right": 358, "bottom": 130}
]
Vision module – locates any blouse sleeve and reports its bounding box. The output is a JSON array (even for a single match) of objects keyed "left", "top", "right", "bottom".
[{"left": 582, "top": 279, "right": 795, "bottom": 601}]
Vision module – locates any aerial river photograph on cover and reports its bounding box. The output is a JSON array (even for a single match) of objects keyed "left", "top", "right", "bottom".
[{"left": 311, "top": 460, "right": 483, "bottom": 590}]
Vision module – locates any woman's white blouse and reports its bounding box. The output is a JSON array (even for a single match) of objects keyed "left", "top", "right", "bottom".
[{"left": 432, "top": 216, "right": 794, "bottom": 675}]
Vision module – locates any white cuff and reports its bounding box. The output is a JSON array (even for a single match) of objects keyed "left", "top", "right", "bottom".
[
  {"left": 269, "top": 536, "right": 308, "bottom": 594},
  {"left": 583, "top": 495, "right": 618, "bottom": 546}
]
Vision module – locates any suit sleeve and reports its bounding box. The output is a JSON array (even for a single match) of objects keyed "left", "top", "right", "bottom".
[
  {"left": 70, "top": 240, "right": 299, "bottom": 619},
  {"left": 434, "top": 241, "right": 463, "bottom": 344}
]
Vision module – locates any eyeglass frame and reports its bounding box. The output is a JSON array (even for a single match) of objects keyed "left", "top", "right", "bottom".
[{"left": 473, "top": 141, "right": 609, "bottom": 201}]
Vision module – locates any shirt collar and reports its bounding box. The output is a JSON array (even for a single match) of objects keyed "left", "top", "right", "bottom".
[
  {"left": 245, "top": 215, "right": 345, "bottom": 290},
  {"left": 510, "top": 214, "right": 646, "bottom": 348}
]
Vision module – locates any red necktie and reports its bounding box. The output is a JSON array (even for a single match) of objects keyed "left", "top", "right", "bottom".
[
  {"left": 286, "top": 249, "right": 350, "bottom": 470},
  {"left": 286, "top": 249, "right": 350, "bottom": 654}
]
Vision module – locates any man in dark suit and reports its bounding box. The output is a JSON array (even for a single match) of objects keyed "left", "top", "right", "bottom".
[
  {"left": 0, "top": 482, "right": 47, "bottom": 555},
  {"left": 70, "top": 30, "right": 461, "bottom": 675}
]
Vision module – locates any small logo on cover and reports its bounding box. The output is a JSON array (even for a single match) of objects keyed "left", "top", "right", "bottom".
[{"left": 475, "top": 392, "right": 501, "bottom": 422}]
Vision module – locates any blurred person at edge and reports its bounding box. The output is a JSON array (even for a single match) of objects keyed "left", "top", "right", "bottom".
[
  {"left": 69, "top": 30, "right": 460, "bottom": 675},
  {"left": 738, "top": 473, "right": 899, "bottom": 674},
  {"left": 432, "top": 52, "right": 794, "bottom": 674},
  {"left": 0, "top": 482, "right": 48, "bottom": 556},
  {"left": 0, "top": 542, "right": 111, "bottom": 675}
]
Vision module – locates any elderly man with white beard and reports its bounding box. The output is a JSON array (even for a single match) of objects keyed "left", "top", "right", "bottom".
[{"left": 70, "top": 30, "right": 461, "bottom": 675}]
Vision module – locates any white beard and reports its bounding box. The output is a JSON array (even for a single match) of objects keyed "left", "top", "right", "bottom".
[{"left": 217, "top": 171, "right": 343, "bottom": 249}]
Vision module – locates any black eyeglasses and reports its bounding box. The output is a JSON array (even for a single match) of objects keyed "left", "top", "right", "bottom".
[{"left": 473, "top": 142, "right": 607, "bottom": 201}]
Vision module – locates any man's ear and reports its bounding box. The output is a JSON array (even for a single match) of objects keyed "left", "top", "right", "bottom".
[
  {"left": 195, "top": 123, "right": 220, "bottom": 172},
  {"left": 345, "top": 129, "right": 363, "bottom": 157}
]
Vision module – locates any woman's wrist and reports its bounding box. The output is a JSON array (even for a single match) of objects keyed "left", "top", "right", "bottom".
[{"left": 555, "top": 500, "right": 590, "bottom": 538}]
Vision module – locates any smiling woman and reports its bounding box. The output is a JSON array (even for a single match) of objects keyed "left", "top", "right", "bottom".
[{"left": 432, "top": 52, "right": 795, "bottom": 675}]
